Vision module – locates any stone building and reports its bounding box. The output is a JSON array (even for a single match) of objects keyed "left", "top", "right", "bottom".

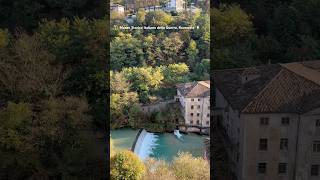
[
  {"left": 110, "top": 4, "right": 125, "bottom": 14},
  {"left": 176, "top": 81, "right": 210, "bottom": 133},
  {"left": 165, "top": 0, "right": 186, "bottom": 13},
  {"left": 213, "top": 60, "right": 320, "bottom": 180}
]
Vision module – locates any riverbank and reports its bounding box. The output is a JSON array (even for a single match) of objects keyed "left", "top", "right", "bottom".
[{"left": 111, "top": 128, "right": 207, "bottom": 161}]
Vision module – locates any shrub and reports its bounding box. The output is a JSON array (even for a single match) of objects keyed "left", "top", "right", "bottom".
[
  {"left": 111, "top": 150, "right": 145, "bottom": 180},
  {"left": 172, "top": 152, "right": 210, "bottom": 180},
  {"left": 143, "top": 159, "right": 176, "bottom": 180}
]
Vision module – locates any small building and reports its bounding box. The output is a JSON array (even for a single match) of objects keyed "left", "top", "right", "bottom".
[
  {"left": 176, "top": 81, "right": 210, "bottom": 133},
  {"left": 110, "top": 4, "right": 125, "bottom": 14},
  {"left": 213, "top": 60, "right": 320, "bottom": 180},
  {"left": 165, "top": 0, "right": 186, "bottom": 13}
]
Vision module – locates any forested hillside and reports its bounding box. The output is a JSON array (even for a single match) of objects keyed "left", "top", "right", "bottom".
[
  {"left": 110, "top": 7, "right": 210, "bottom": 130},
  {"left": 0, "top": 1, "right": 107, "bottom": 179},
  {"left": 213, "top": 0, "right": 320, "bottom": 69}
]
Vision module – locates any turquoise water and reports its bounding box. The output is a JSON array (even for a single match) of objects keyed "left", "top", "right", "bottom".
[
  {"left": 151, "top": 133, "right": 205, "bottom": 161},
  {"left": 110, "top": 128, "right": 139, "bottom": 150},
  {"left": 111, "top": 128, "right": 206, "bottom": 161}
]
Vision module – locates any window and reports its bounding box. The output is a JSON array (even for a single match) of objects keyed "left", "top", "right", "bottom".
[
  {"left": 190, "top": 113, "right": 193, "bottom": 116},
  {"left": 311, "top": 165, "right": 319, "bottom": 176},
  {"left": 197, "top": 120, "right": 200, "bottom": 125},
  {"left": 207, "top": 114, "right": 209, "bottom": 117},
  {"left": 197, "top": 113, "right": 200, "bottom": 117},
  {"left": 313, "top": 141, "right": 320, "bottom": 152},
  {"left": 316, "top": 119, "right": 320, "bottom": 127},
  {"left": 191, "top": 98, "right": 194, "bottom": 101},
  {"left": 259, "top": 138, "right": 268, "bottom": 151},
  {"left": 206, "top": 121, "right": 209, "bottom": 125},
  {"left": 197, "top": 105, "right": 200, "bottom": 109},
  {"left": 190, "top": 120, "right": 193, "bottom": 124},
  {"left": 260, "top": 117, "right": 269, "bottom": 125},
  {"left": 258, "top": 163, "right": 267, "bottom": 174},
  {"left": 280, "top": 138, "right": 288, "bottom": 150},
  {"left": 281, "top": 117, "right": 290, "bottom": 125},
  {"left": 191, "top": 105, "right": 194, "bottom": 109},
  {"left": 198, "top": 98, "right": 201, "bottom": 101},
  {"left": 278, "top": 163, "right": 287, "bottom": 174}
]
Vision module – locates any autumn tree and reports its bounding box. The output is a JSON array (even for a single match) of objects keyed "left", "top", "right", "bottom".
[{"left": 111, "top": 150, "right": 146, "bottom": 180}]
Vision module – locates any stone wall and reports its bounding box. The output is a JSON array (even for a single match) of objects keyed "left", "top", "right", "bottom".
[{"left": 140, "top": 100, "right": 175, "bottom": 114}]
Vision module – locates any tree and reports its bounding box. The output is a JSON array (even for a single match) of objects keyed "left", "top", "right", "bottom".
[
  {"left": 110, "top": 92, "right": 139, "bottom": 127},
  {"left": 193, "top": 59, "right": 210, "bottom": 78},
  {"left": 136, "top": 9, "right": 146, "bottom": 25},
  {"left": 172, "top": 152, "right": 210, "bottom": 180},
  {"left": 212, "top": 5, "right": 253, "bottom": 46},
  {"left": 35, "top": 97, "right": 104, "bottom": 179},
  {"left": 145, "top": 11, "right": 173, "bottom": 26},
  {"left": 0, "top": 0, "right": 105, "bottom": 32},
  {"left": 111, "top": 150, "right": 145, "bottom": 180},
  {"left": 161, "top": 33, "right": 184, "bottom": 64},
  {"left": 110, "top": 71, "right": 130, "bottom": 93},
  {"left": 0, "top": 33, "right": 66, "bottom": 102},
  {"left": 110, "top": 33, "right": 144, "bottom": 70},
  {"left": 143, "top": 159, "right": 176, "bottom": 180},
  {"left": 0, "top": 102, "right": 36, "bottom": 180},
  {"left": 186, "top": 40, "right": 199, "bottom": 67},
  {"left": 162, "top": 63, "right": 190, "bottom": 86},
  {"left": 123, "top": 66, "right": 164, "bottom": 91},
  {"left": 128, "top": 103, "right": 142, "bottom": 127},
  {"left": 0, "top": 29, "right": 9, "bottom": 48}
]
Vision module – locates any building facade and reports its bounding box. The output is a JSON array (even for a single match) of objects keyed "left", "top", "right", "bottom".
[
  {"left": 110, "top": 4, "right": 125, "bottom": 14},
  {"left": 176, "top": 81, "right": 210, "bottom": 133},
  {"left": 213, "top": 61, "right": 320, "bottom": 180},
  {"left": 165, "top": 0, "right": 186, "bottom": 12}
]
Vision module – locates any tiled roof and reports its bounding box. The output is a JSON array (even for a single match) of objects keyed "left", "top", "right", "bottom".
[
  {"left": 213, "top": 60, "right": 320, "bottom": 114},
  {"left": 176, "top": 81, "right": 210, "bottom": 98}
]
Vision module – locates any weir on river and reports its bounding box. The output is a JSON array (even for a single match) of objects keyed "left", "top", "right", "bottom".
[
  {"left": 111, "top": 128, "right": 206, "bottom": 161},
  {"left": 132, "top": 129, "right": 158, "bottom": 160}
]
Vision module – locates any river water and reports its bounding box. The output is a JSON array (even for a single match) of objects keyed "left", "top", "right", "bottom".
[{"left": 110, "top": 128, "right": 206, "bottom": 161}]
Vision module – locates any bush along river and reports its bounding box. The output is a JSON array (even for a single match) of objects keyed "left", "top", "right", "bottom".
[{"left": 110, "top": 128, "right": 207, "bottom": 161}]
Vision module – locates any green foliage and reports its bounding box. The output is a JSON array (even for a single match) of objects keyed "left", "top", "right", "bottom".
[
  {"left": 212, "top": 5, "right": 253, "bottom": 46},
  {"left": 145, "top": 11, "right": 173, "bottom": 26},
  {"left": 172, "top": 152, "right": 210, "bottom": 180},
  {"left": 217, "top": 0, "right": 320, "bottom": 67},
  {"left": 162, "top": 63, "right": 190, "bottom": 86},
  {"left": 143, "top": 153, "right": 210, "bottom": 180},
  {"left": 0, "top": 0, "right": 105, "bottom": 31},
  {"left": 0, "top": 102, "right": 32, "bottom": 151},
  {"left": 110, "top": 33, "right": 144, "bottom": 70},
  {"left": 161, "top": 33, "right": 184, "bottom": 64},
  {"left": 110, "top": 71, "right": 130, "bottom": 93},
  {"left": 0, "top": 17, "right": 107, "bottom": 178},
  {"left": 186, "top": 40, "right": 199, "bottom": 67},
  {"left": 143, "top": 159, "right": 176, "bottom": 180},
  {"left": 0, "top": 33, "right": 66, "bottom": 101},
  {"left": 110, "top": 92, "right": 139, "bottom": 127},
  {"left": 136, "top": 9, "right": 147, "bottom": 25},
  {"left": 111, "top": 150, "right": 146, "bottom": 180},
  {"left": 123, "top": 66, "right": 164, "bottom": 91},
  {"left": 0, "top": 29, "right": 9, "bottom": 48},
  {"left": 128, "top": 103, "right": 143, "bottom": 127}
]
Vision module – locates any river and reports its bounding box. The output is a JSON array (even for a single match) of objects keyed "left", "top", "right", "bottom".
[{"left": 110, "top": 128, "right": 207, "bottom": 161}]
